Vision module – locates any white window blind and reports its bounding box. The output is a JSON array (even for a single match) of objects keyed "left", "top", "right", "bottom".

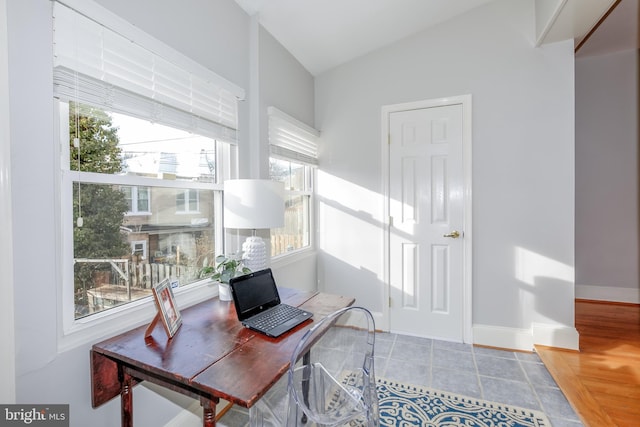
[
  {"left": 268, "top": 107, "right": 319, "bottom": 166},
  {"left": 53, "top": 2, "right": 240, "bottom": 142}
]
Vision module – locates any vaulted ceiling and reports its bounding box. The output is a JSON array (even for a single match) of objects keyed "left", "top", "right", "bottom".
[
  {"left": 234, "top": 0, "right": 635, "bottom": 75},
  {"left": 234, "top": 0, "right": 498, "bottom": 75}
]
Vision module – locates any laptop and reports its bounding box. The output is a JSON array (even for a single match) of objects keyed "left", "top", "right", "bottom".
[{"left": 229, "top": 268, "right": 313, "bottom": 337}]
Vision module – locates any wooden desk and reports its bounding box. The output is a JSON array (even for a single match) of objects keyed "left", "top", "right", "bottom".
[{"left": 90, "top": 288, "right": 354, "bottom": 427}]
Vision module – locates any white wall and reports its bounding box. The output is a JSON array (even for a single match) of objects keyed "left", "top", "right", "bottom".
[
  {"left": 315, "top": 0, "right": 577, "bottom": 349},
  {"left": 575, "top": 49, "right": 640, "bottom": 303},
  {"left": 258, "top": 25, "right": 315, "bottom": 172}
]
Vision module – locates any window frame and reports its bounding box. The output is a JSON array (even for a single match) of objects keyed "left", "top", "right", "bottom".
[
  {"left": 267, "top": 107, "right": 319, "bottom": 261},
  {"left": 53, "top": 0, "right": 241, "bottom": 350},
  {"left": 130, "top": 240, "right": 148, "bottom": 260},
  {"left": 269, "top": 159, "right": 316, "bottom": 260},
  {"left": 57, "top": 99, "right": 231, "bottom": 350}
]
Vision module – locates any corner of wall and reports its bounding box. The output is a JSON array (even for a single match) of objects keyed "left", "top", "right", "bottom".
[{"left": 531, "top": 322, "right": 579, "bottom": 350}]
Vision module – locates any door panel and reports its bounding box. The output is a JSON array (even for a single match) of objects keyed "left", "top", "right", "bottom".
[{"left": 389, "top": 104, "right": 464, "bottom": 341}]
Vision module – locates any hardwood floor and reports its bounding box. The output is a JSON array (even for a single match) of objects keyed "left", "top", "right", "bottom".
[{"left": 536, "top": 300, "right": 640, "bottom": 427}]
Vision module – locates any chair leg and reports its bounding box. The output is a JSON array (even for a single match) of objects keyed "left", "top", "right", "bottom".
[
  {"left": 301, "top": 352, "right": 310, "bottom": 424},
  {"left": 249, "top": 400, "right": 281, "bottom": 427},
  {"left": 285, "top": 387, "right": 309, "bottom": 427}
]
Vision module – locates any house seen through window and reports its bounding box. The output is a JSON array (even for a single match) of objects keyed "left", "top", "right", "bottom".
[{"left": 65, "top": 103, "right": 226, "bottom": 319}]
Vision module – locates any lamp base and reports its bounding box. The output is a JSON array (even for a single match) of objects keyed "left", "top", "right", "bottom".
[{"left": 242, "top": 235, "right": 268, "bottom": 272}]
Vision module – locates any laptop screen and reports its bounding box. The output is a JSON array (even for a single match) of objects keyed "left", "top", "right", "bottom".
[{"left": 230, "top": 268, "right": 281, "bottom": 320}]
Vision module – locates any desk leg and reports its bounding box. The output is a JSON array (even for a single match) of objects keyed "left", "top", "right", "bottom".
[
  {"left": 120, "top": 372, "right": 134, "bottom": 427},
  {"left": 200, "top": 397, "right": 219, "bottom": 427}
]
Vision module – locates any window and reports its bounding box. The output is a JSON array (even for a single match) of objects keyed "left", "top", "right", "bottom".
[
  {"left": 131, "top": 240, "right": 148, "bottom": 260},
  {"left": 268, "top": 107, "right": 319, "bottom": 257},
  {"left": 61, "top": 103, "right": 228, "bottom": 319},
  {"left": 176, "top": 189, "right": 200, "bottom": 213},
  {"left": 122, "top": 186, "right": 151, "bottom": 215},
  {"left": 53, "top": 2, "right": 243, "bottom": 323}
]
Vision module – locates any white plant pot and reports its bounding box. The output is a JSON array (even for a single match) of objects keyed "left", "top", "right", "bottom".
[{"left": 218, "top": 282, "right": 233, "bottom": 301}]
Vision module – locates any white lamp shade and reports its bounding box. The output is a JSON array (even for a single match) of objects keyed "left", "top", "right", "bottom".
[{"left": 224, "top": 179, "right": 285, "bottom": 229}]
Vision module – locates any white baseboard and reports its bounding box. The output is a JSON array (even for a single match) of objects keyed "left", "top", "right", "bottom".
[
  {"left": 472, "top": 323, "right": 579, "bottom": 351},
  {"left": 576, "top": 284, "right": 640, "bottom": 304},
  {"left": 371, "top": 311, "right": 388, "bottom": 332},
  {"left": 473, "top": 325, "right": 534, "bottom": 351},
  {"left": 532, "top": 323, "right": 579, "bottom": 350}
]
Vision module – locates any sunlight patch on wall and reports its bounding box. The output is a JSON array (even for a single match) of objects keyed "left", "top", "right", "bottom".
[
  {"left": 316, "top": 171, "right": 384, "bottom": 221},
  {"left": 317, "top": 171, "right": 384, "bottom": 275},
  {"left": 515, "top": 246, "right": 574, "bottom": 286}
]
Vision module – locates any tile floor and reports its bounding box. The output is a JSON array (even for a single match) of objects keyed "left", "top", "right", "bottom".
[{"left": 219, "top": 332, "right": 583, "bottom": 426}]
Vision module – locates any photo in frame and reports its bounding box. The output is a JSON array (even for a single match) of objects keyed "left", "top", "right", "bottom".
[{"left": 151, "top": 278, "right": 182, "bottom": 338}]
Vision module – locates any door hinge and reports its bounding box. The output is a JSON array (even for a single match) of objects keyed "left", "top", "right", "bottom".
[
  {"left": 388, "top": 134, "right": 391, "bottom": 145},
  {"left": 389, "top": 216, "right": 393, "bottom": 227},
  {"left": 389, "top": 297, "right": 392, "bottom": 307}
]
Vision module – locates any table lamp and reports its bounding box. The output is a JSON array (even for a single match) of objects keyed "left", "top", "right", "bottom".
[{"left": 223, "top": 179, "right": 285, "bottom": 272}]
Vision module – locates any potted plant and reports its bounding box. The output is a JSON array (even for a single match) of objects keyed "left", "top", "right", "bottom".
[{"left": 200, "top": 253, "right": 251, "bottom": 301}]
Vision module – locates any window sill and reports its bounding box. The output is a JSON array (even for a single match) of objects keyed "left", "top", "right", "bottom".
[
  {"left": 271, "top": 246, "right": 316, "bottom": 269},
  {"left": 57, "top": 280, "right": 219, "bottom": 353}
]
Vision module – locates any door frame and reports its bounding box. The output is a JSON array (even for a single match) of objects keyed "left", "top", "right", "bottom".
[{"left": 381, "top": 95, "right": 473, "bottom": 343}]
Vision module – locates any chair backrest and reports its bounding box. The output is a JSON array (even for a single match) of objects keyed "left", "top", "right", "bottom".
[{"left": 287, "top": 306, "right": 378, "bottom": 426}]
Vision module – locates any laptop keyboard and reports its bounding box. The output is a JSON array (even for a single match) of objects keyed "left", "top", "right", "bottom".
[{"left": 251, "top": 304, "right": 303, "bottom": 331}]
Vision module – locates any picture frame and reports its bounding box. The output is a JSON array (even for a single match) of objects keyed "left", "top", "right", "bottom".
[{"left": 150, "top": 278, "right": 182, "bottom": 338}]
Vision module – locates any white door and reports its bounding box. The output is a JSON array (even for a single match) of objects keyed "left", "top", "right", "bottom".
[{"left": 388, "top": 103, "right": 465, "bottom": 341}]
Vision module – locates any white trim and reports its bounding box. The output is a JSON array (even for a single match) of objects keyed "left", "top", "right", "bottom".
[
  {"left": 66, "top": 170, "right": 223, "bottom": 190},
  {"left": 576, "top": 284, "right": 640, "bottom": 304},
  {"left": 58, "top": 279, "right": 219, "bottom": 352},
  {"left": 532, "top": 322, "right": 579, "bottom": 350},
  {"left": 381, "top": 95, "right": 473, "bottom": 343},
  {"left": 53, "top": 0, "right": 245, "bottom": 100},
  {"left": 473, "top": 323, "right": 580, "bottom": 351},
  {"left": 473, "top": 324, "right": 534, "bottom": 351},
  {"left": 535, "top": 0, "right": 568, "bottom": 47},
  {"left": 0, "top": 0, "right": 16, "bottom": 403},
  {"left": 271, "top": 246, "right": 316, "bottom": 269}
]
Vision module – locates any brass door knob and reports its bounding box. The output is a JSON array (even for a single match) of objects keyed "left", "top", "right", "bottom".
[{"left": 443, "top": 230, "right": 461, "bottom": 238}]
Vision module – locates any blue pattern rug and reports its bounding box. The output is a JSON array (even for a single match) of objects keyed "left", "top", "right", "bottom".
[{"left": 377, "top": 378, "right": 550, "bottom": 427}]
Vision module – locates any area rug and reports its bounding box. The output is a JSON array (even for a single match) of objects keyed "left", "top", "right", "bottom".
[{"left": 376, "top": 377, "right": 550, "bottom": 427}]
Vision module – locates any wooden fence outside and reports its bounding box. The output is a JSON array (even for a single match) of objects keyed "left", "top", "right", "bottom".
[{"left": 271, "top": 234, "right": 303, "bottom": 256}]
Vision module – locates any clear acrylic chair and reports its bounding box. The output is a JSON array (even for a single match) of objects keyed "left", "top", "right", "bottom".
[{"left": 249, "top": 306, "right": 378, "bottom": 426}]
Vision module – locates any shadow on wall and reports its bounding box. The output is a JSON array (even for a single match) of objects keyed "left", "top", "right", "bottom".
[
  {"left": 515, "top": 246, "right": 575, "bottom": 327},
  {"left": 316, "top": 171, "right": 387, "bottom": 312}
]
